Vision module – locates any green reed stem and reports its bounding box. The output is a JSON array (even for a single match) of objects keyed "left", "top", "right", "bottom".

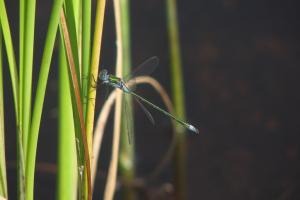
[
  {"left": 57, "top": 40, "right": 78, "bottom": 200},
  {"left": 0, "top": 0, "right": 19, "bottom": 123},
  {"left": 166, "top": 0, "right": 187, "bottom": 199},
  {"left": 19, "top": 0, "right": 25, "bottom": 140},
  {"left": 0, "top": 26, "right": 8, "bottom": 199},
  {"left": 81, "top": 0, "right": 91, "bottom": 120},
  {"left": 119, "top": 0, "right": 136, "bottom": 199},
  {"left": 86, "top": 0, "right": 107, "bottom": 160},
  {"left": 0, "top": 1, "right": 24, "bottom": 199},
  {"left": 26, "top": 1, "right": 64, "bottom": 199},
  {"left": 64, "top": 0, "right": 81, "bottom": 86},
  {"left": 22, "top": 0, "right": 36, "bottom": 157}
]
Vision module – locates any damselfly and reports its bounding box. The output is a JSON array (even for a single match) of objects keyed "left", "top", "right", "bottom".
[{"left": 98, "top": 57, "right": 199, "bottom": 139}]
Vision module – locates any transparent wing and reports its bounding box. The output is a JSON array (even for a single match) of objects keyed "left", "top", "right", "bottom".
[
  {"left": 123, "top": 56, "right": 159, "bottom": 83},
  {"left": 134, "top": 97, "right": 155, "bottom": 125}
]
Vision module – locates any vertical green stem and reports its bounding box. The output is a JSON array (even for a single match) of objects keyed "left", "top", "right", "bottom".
[
  {"left": 64, "top": 0, "right": 81, "bottom": 87},
  {"left": 60, "top": 10, "right": 93, "bottom": 199},
  {"left": 119, "top": 0, "right": 136, "bottom": 199},
  {"left": 18, "top": 1, "right": 26, "bottom": 194},
  {"left": 18, "top": 0, "right": 25, "bottom": 193},
  {"left": 166, "top": 0, "right": 187, "bottom": 199},
  {"left": 0, "top": 25, "right": 8, "bottom": 199},
  {"left": 26, "top": 1, "right": 64, "bottom": 199},
  {"left": 81, "top": 0, "right": 91, "bottom": 120},
  {"left": 0, "top": 0, "right": 19, "bottom": 123},
  {"left": 0, "top": 1, "right": 24, "bottom": 199},
  {"left": 22, "top": 0, "right": 36, "bottom": 157},
  {"left": 86, "top": 0, "right": 106, "bottom": 164},
  {"left": 19, "top": 0, "right": 25, "bottom": 146},
  {"left": 57, "top": 40, "right": 77, "bottom": 200}
]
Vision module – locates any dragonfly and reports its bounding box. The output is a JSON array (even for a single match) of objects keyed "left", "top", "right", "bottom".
[{"left": 98, "top": 57, "right": 199, "bottom": 140}]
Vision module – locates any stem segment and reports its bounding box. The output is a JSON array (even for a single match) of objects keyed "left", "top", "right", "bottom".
[{"left": 166, "top": 0, "right": 188, "bottom": 199}]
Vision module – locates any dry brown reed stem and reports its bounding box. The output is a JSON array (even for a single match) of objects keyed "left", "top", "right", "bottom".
[
  {"left": 92, "top": 76, "right": 176, "bottom": 191},
  {"left": 91, "top": 91, "right": 116, "bottom": 188},
  {"left": 104, "top": 89, "right": 122, "bottom": 200},
  {"left": 103, "top": 0, "right": 123, "bottom": 199}
]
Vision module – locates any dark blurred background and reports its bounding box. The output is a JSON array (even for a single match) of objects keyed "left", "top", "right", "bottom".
[{"left": 3, "top": 0, "right": 300, "bottom": 199}]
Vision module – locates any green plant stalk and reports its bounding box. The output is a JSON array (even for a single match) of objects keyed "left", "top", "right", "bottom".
[
  {"left": 86, "top": 0, "right": 106, "bottom": 161},
  {"left": 74, "top": 0, "right": 81, "bottom": 75},
  {"left": 17, "top": 133, "right": 26, "bottom": 200},
  {"left": 57, "top": 40, "right": 77, "bottom": 200},
  {"left": 22, "top": 0, "right": 36, "bottom": 157},
  {"left": 58, "top": 34, "right": 86, "bottom": 197},
  {"left": 18, "top": 0, "right": 26, "bottom": 192},
  {"left": 64, "top": 0, "right": 81, "bottom": 86},
  {"left": 72, "top": 0, "right": 80, "bottom": 32},
  {"left": 0, "top": 0, "right": 19, "bottom": 123},
  {"left": 0, "top": 2, "right": 25, "bottom": 199},
  {"left": 26, "top": 1, "right": 64, "bottom": 199},
  {"left": 0, "top": 26, "right": 8, "bottom": 198},
  {"left": 166, "top": 0, "right": 187, "bottom": 199},
  {"left": 59, "top": 10, "right": 92, "bottom": 199},
  {"left": 81, "top": 0, "right": 91, "bottom": 120},
  {"left": 64, "top": 2, "right": 91, "bottom": 198},
  {"left": 19, "top": 0, "right": 25, "bottom": 139},
  {"left": 119, "top": 0, "right": 136, "bottom": 199}
]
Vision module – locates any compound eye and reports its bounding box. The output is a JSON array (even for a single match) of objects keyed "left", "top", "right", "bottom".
[{"left": 99, "top": 69, "right": 108, "bottom": 80}]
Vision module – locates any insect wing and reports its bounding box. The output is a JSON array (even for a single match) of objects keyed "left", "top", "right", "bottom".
[
  {"left": 134, "top": 97, "right": 155, "bottom": 125},
  {"left": 123, "top": 56, "right": 159, "bottom": 83}
]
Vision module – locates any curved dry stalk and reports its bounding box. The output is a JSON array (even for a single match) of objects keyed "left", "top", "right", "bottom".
[
  {"left": 104, "top": 90, "right": 122, "bottom": 200},
  {"left": 103, "top": 0, "right": 123, "bottom": 199},
  {"left": 133, "top": 76, "right": 173, "bottom": 113},
  {"left": 91, "top": 90, "right": 116, "bottom": 188},
  {"left": 132, "top": 76, "right": 177, "bottom": 181},
  {"left": 92, "top": 76, "right": 177, "bottom": 191}
]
